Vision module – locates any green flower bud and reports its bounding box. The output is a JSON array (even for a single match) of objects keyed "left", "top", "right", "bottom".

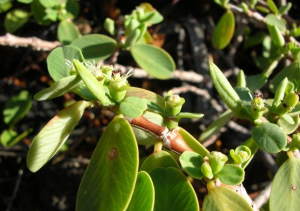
[
  {"left": 201, "top": 162, "right": 213, "bottom": 180},
  {"left": 207, "top": 151, "right": 228, "bottom": 174},
  {"left": 285, "top": 93, "right": 299, "bottom": 109},
  {"left": 291, "top": 133, "right": 300, "bottom": 150},
  {"left": 101, "top": 65, "right": 113, "bottom": 84},
  {"left": 108, "top": 70, "right": 132, "bottom": 102},
  {"left": 251, "top": 94, "right": 265, "bottom": 120},
  {"left": 230, "top": 149, "right": 243, "bottom": 164},
  {"left": 164, "top": 93, "right": 185, "bottom": 116}
]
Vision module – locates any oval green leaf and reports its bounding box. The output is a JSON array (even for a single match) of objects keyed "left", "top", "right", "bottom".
[
  {"left": 132, "top": 127, "right": 157, "bottom": 146},
  {"left": 71, "top": 34, "right": 117, "bottom": 61},
  {"left": 252, "top": 122, "right": 287, "bottom": 153},
  {"left": 4, "top": 90, "right": 32, "bottom": 127},
  {"left": 58, "top": 20, "right": 81, "bottom": 45},
  {"left": 149, "top": 167, "right": 199, "bottom": 211},
  {"left": 212, "top": 10, "right": 235, "bottom": 50},
  {"left": 27, "top": 101, "right": 92, "bottom": 172},
  {"left": 130, "top": 44, "right": 175, "bottom": 79},
  {"left": 217, "top": 164, "right": 245, "bottom": 185},
  {"left": 120, "top": 97, "right": 147, "bottom": 118},
  {"left": 140, "top": 150, "right": 180, "bottom": 172},
  {"left": 270, "top": 158, "right": 300, "bottom": 211},
  {"left": 246, "top": 73, "right": 268, "bottom": 91},
  {"left": 178, "top": 127, "right": 209, "bottom": 157},
  {"left": 47, "top": 45, "right": 84, "bottom": 81},
  {"left": 5, "top": 9, "right": 30, "bottom": 33},
  {"left": 267, "top": 24, "right": 285, "bottom": 47},
  {"left": 1, "top": 128, "right": 32, "bottom": 147},
  {"left": 34, "top": 75, "right": 81, "bottom": 101},
  {"left": 267, "top": 0, "right": 278, "bottom": 15},
  {"left": 76, "top": 117, "right": 138, "bottom": 211},
  {"left": 265, "top": 14, "right": 286, "bottom": 31},
  {"left": 203, "top": 186, "right": 253, "bottom": 211},
  {"left": 126, "top": 171, "right": 155, "bottom": 211},
  {"left": 31, "top": 0, "right": 52, "bottom": 25},
  {"left": 179, "top": 151, "right": 204, "bottom": 179},
  {"left": 278, "top": 114, "right": 299, "bottom": 134}
]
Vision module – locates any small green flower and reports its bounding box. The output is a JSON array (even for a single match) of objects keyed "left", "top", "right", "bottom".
[
  {"left": 230, "top": 146, "right": 251, "bottom": 165},
  {"left": 291, "top": 133, "right": 300, "bottom": 150},
  {"left": 201, "top": 162, "right": 213, "bottom": 180},
  {"left": 164, "top": 92, "right": 185, "bottom": 116},
  {"left": 207, "top": 151, "right": 228, "bottom": 174},
  {"left": 251, "top": 94, "right": 265, "bottom": 120}
]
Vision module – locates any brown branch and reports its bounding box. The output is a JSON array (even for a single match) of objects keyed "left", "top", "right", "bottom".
[{"left": 0, "top": 33, "right": 61, "bottom": 51}]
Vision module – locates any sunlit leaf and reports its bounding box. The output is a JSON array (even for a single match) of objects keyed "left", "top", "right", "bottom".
[
  {"left": 217, "top": 164, "right": 245, "bottom": 185},
  {"left": 1, "top": 128, "right": 32, "bottom": 147},
  {"left": 27, "top": 101, "right": 92, "bottom": 172},
  {"left": 265, "top": 14, "right": 286, "bottom": 31},
  {"left": 76, "top": 117, "right": 138, "bottom": 211},
  {"left": 179, "top": 151, "right": 204, "bottom": 179},
  {"left": 278, "top": 114, "right": 299, "bottom": 134},
  {"left": 130, "top": 44, "right": 175, "bottom": 79}
]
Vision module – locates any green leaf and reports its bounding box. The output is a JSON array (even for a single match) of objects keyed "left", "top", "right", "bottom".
[
  {"left": 72, "top": 82, "right": 97, "bottom": 100},
  {"left": 71, "top": 34, "right": 117, "bottom": 61},
  {"left": 120, "top": 97, "right": 147, "bottom": 118},
  {"left": 212, "top": 10, "right": 235, "bottom": 50},
  {"left": 178, "top": 127, "right": 209, "bottom": 157},
  {"left": 39, "top": 0, "right": 59, "bottom": 8},
  {"left": 104, "top": 18, "right": 115, "bottom": 36},
  {"left": 4, "top": 90, "right": 32, "bottom": 127},
  {"left": 243, "top": 31, "right": 266, "bottom": 50},
  {"left": 126, "top": 87, "right": 165, "bottom": 109},
  {"left": 27, "top": 101, "right": 92, "bottom": 172},
  {"left": 76, "top": 117, "right": 138, "bottom": 211},
  {"left": 176, "top": 112, "right": 204, "bottom": 121},
  {"left": 199, "top": 109, "right": 234, "bottom": 142},
  {"left": 278, "top": 114, "right": 299, "bottom": 134},
  {"left": 267, "top": 0, "right": 279, "bottom": 15},
  {"left": 267, "top": 24, "right": 285, "bottom": 46},
  {"left": 130, "top": 44, "right": 175, "bottom": 79},
  {"left": 203, "top": 187, "right": 253, "bottom": 211},
  {"left": 217, "top": 164, "right": 245, "bottom": 185},
  {"left": 58, "top": 20, "right": 81, "bottom": 45},
  {"left": 209, "top": 63, "right": 241, "bottom": 114},
  {"left": 34, "top": 75, "right": 81, "bottom": 101},
  {"left": 179, "top": 151, "right": 204, "bottom": 179},
  {"left": 140, "top": 151, "right": 180, "bottom": 172},
  {"left": 279, "top": 2, "right": 292, "bottom": 15},
  {"left": 17, "top": 0, "right": 32, "bottom": 4},
  {"left": 241, "top": 137, "right": 258, "bottom": 169},
  {"left": 270, "top": 158, "right": 300, "bottom": 211},
  {"left": 47, "top": 46, "right": 84, "bottom": 81},
  {"left": 246, "top": 73, "right": 268, "bottom": 91},
  {"left": 252, "top": 122, "right": 287, "bottom": 153},
  {"left": 73, "top": 60, "right": 112, "bottom": 106},
  {"left": 149, "top": 167, "right": 199, "bottom": 211},
  {"left": 4, "top": 9, "right": 30, "bottom": 33},
  {"left": 270, "top": 62, "right": 300, "bottom": 93},
  {"left": 1, "top": 128, "right": 33, "bottom": 147},
  {"left": 132, "top": 127, "right": 157, "bottom": 146},
  {"left": 125, "top": 28, "right": 141, "bottom": 48},
  {"left": 0, "top": 2, "right": 12, "bottom": 14},
  {"left": 66, "top": 0, "right": 79, "bottom": 19},
  {"left": 31, "top": 0, "right": 52, "bottom": 25},
  {"left": 127, "top": 171, "right": 154, "bottom": 211},
  {"left": 273, "top": 77, "right": 288, "bottom": 108},
  {"left": 265, "top": 14, "right": 286, "bottom": 31}
]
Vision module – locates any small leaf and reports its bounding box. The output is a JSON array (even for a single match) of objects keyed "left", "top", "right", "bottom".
[
  {"left": 39, "top": 0, "right": 59, "bottom": 8},
  {"left": 34, "top": 75, "right": 81, "bottom": 101},
  {"left": 212, "top": 10, "right": 235, "bottom": 50},
  {"left": 125, "top": 28, "right": 141, "bottom": 48},
  {"left": 279, "top": 2, "right": 292, "bottom": 15},
  {"left": 27, "top": 101, "right": 92, "bottom": 172},
  {"left": 209, "top": 63, "right": 241, "bottom": 114},
  {"left": 217, "top": 164, "right": 245, "bottom": 185},
  {"left": 149, "top": 167, "right": 199, "bottom": 211},
  {"left": 17, "top": 0, "right": 33, "bottom": 3},
  {"left": 246, "top": 73, "right": 268, "bottom": 91},
  {"left": 270, "top": 158, "right": 300, "bottom": 211},
  {"left": 73, "top": 60, "right": 112, "bottom": 106},
  {"left": 31, "top": 0, "right": 52, "bottom": 25},
  {"left": 241, "top": 137, "right": 258, "bottom": 169},
  {"left": 203, "top": 187, "right": 253, "bottom": 211},
  {"left": 199, "top": 109, "right": 234, "bottom": 142},
  {"left": 252, "top": 122, "right": 287, "bottom": 153},
  {"left": 71, "top": 34, "right": 117, "bottom": 61},
  {"left": 58, "top": 20, "right": 81, "bottom": 45},
  {"left": 47, "top": 46, "right": 84, "bottom": 81},
  {"left": 104, "top": 18, "right": 115, "bottom": 35},
  {"left": 243, "top": 32, "right": 266, "bottom": 50},
  {"left": 273, "top": 77, "right": 288, "bottom": 108},
  {"left": 130, "top": 44, "right": 175, "bottom": 79},
  {"left": 127, "top": 171, "right": 154, "bottom": 211},
  {"left": 179, "top": 151, "right": 204, "bottom": 179},
  {"left": 178, "top": 127, "right": 209, "bottom": 157},
  {"left": 1, "top": 128, "right": 33, "bottom": 147},
  {"left": 267, "top": 0, "right": 279, "bottom": 15},
  {"left": 132, "top": 127, "right": 157, "bottom": 146},
  {"left": 267, "top": 24, "right": 285, "bottom": 47},
  {"left": 5, "top": 9, "right": 30, "bottom": 33},
  {"left": 120, "top": 97, "right": 147, "bottom": 118},
  {"left": 176, "top": 112, "right": 204, "bottom": 121},
  {"left": 66, "top": 0, "right": 79, "bottom": 19},
  {"left": 265, "top": 14, "right": 286, "bottom": 31},
  {"left": 278, "top": 114, "right": 299, "bottom": 134},
  {"left": 76, "top": 117, "right": 138, "bottom": 211},
  {"left": 0, "top": 2, "right": 12, "bottom": 14},
  {"left": 140, "top": 151, "right": 180, "bottom": 172},
  {"left": 4, "top": 90, "right": 32, "bottom": 127}
]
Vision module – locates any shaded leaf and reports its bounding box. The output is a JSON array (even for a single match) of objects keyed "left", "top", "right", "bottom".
[
  {"left": 76, "top": 117, "right": 138, "bottom": 211},
  {"left": 31, "top": 0, "right": 52, "bottom": 25},
  {"left": 265, "top": 14, "right": 286, "bottom": 31},
  {"left": 246, "top": 73, "right": 268, "bottom": 91},
  {"left": 4, "top": 9, "right": 29, "bottom": 33},
  {"left": 71, "top": 34, "right": 117, "bottom": 61},
  {"left": 278, "top": 114, "right": 299, "bottom": 134},
  {"left": 127, "top": 171, "right": 154, "bottom": 211},
  {"left": 27, "top": 101, "right": 92, "bottom": 172},
  {"left": 130, "top": 44, "right": 175, "bottom": 79},
  {"left": 47, "top": 46, "right": 84, "bottom": 81},
  {"left": 179, "top": 151, "right": 204, "bottom": 179},
  {"left": 58, "top": 20, "right": 81, "bottom": 45},
  {"left": 149, "top": 167, "right": 199, "bottom": 211},
  {"left": 4, "top": 90, "right": 32, "bottom": 127},
  {"left": 1, "top": 128, "right": 32, "bottom": 147},
  {"left": 212, "top": 10, "right": 235, "bottom": 50},
  {"left": 120, "top": 97, "right": 147, "bottom": 118},
  {"left": 66, "top": 0, "right": 79, "bottom": 19},
  {"left": 270, "top": 158, "right": 300, "bottom": 211},
  {"left": 252, "top": 122, "right": 287, "bottom": 153}
]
